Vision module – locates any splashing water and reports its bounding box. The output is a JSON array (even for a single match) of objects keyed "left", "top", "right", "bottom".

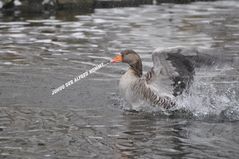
[{"left": 175, "top": 65, "right": 239, "bottom": 120}]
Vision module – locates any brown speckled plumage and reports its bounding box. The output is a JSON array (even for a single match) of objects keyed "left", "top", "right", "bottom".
[
  {"left": 119, "top": 50, "right": 175, "bottom": 109},
  {"left": 132, "top": 79, "right": 175, "bottom": 109}
]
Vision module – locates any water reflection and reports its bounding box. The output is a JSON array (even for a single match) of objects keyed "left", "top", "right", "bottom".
[
  {"left": 116, "top": 114, "right": 239, "bottom": 158},
  {"left": 116, "top": 114, "right": 190, "bottom": 158}
]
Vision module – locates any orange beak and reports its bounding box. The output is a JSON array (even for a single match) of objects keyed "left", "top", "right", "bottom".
[{"left": 111, "top": 54, "right": 123, "bottom": 63}]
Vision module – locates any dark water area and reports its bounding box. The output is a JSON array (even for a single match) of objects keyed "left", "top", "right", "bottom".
[{"left": 0, "top": 0, "right": 239, "bottom": 158}]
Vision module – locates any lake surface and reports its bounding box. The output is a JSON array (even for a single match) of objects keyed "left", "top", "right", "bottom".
[{"left": 0, "top": 0, "right": 239, "bottom": 158}]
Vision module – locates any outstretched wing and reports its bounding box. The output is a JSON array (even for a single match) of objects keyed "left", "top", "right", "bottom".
[{"left": 146, "top": 47, "right": 216, "bottom": 96}]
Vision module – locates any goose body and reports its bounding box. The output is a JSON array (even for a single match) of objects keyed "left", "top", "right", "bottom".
[
  {"left": 119, "top": 68, "right": 175, "bottom": 110},
  {"left": 112, "top": 49, "right": 177, "bottom": 110}
]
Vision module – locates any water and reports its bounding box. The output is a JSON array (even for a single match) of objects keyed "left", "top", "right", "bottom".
[
  {"left": 51, "top": 61, "right": 110, "bottom": 95},
  {"left": 0, "top": 0, "right": 239, "bottom": 158}
]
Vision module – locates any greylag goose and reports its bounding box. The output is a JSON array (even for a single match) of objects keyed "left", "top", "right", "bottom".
[{"left": 112, "top": 47, "right": 215, "bottom": 110}]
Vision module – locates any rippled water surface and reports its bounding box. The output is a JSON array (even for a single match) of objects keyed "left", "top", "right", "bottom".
[{"left": 0, "top": 1, "right": 239, "bottom": 158}]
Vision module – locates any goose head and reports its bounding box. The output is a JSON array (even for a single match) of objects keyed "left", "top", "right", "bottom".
[{"left": 112, "top": 50, "right": 143, "bottom": 77}]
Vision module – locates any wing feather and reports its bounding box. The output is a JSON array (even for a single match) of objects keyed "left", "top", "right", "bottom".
[{"left": 145, "top": 47, "right": 217, "bottom": 96}]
